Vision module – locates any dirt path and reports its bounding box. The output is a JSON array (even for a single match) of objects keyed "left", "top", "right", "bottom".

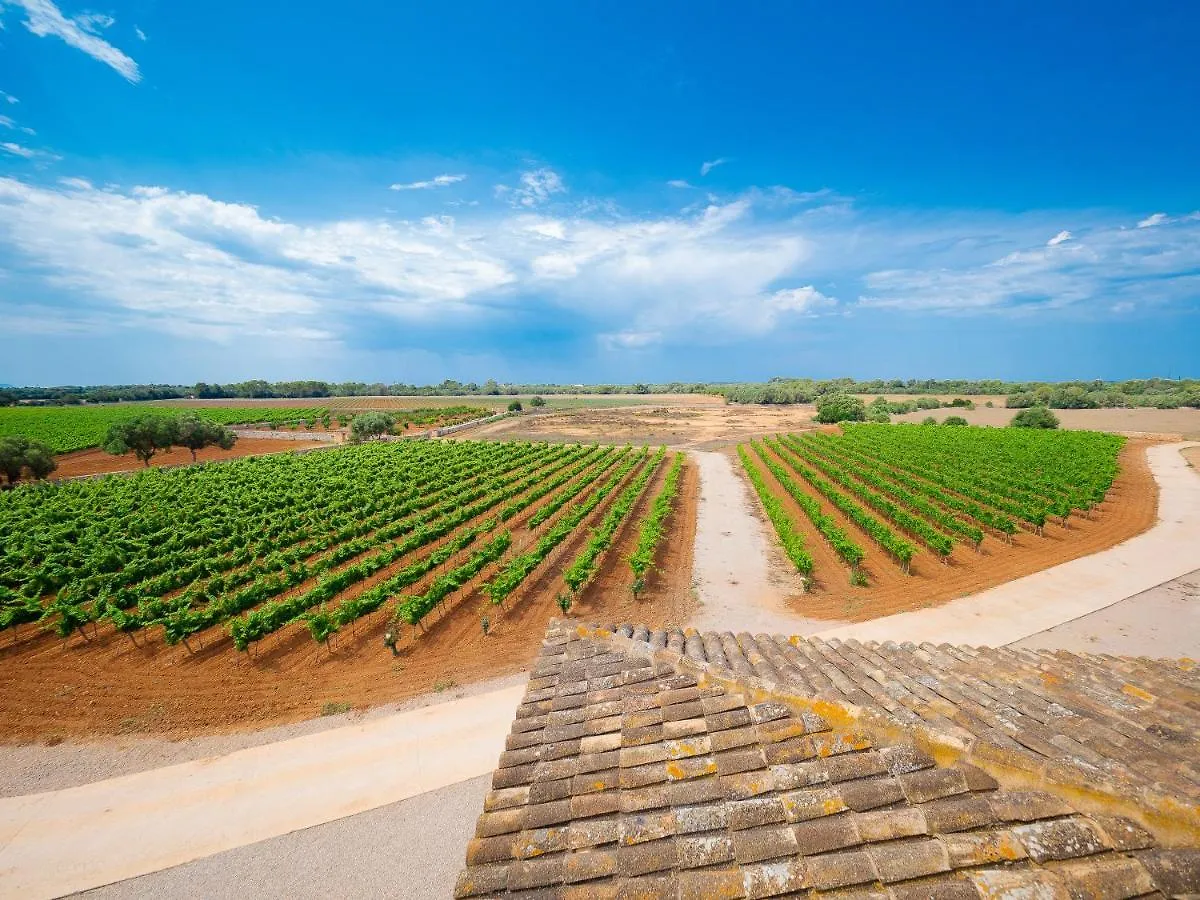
[
  {"left": 1012, "top": 568, "right": 1199, "bottom": 659},
  {"left": 817, "top": 442, "right": 1200, "bottom": 647},
  {"left": 0, "top": 683, "right": 524, "bottom": 900},
  {"left": 688, "top": 450, "right": 838, "bottom": 634}
]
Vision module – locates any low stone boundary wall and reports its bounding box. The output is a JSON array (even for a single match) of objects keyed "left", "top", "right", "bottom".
[{"left": 231, "top": 428, "right": 340, "bottom": 442}]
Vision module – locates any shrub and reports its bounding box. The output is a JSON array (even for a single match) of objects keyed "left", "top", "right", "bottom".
[
  {"left": 530, "top": 395, "right": 546, "bottom": 407},
  {"left": 922, "top": 416, "right": 938, "bottom": 425},
  {"left": 1010, "top": 406, "right": 1060, "bottom": 429},
  {"left": 814, "top": 394, "right": 866, "bottom": 424},
  {"left": 915, "top": 397, "right": 941, "bottom": 410},
  {"left": 349, "top": 411, "right": 396, "bottom": 442},
  {"left": 943, "top": 416, "right": 969, "bottom": 426},
  {"left": 508, "top": 400, "right": 523, "bottom": 412}
]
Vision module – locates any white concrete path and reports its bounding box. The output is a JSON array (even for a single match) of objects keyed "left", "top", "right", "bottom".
[
  {"left": 0, "top": 683, "right": 524, "bottom": 900},
  {"left": 816, "top": 442, "right": 1200, "bottom": 647},
  {"left": 689, "top": 450, "right": 839, "bottom": 635}
]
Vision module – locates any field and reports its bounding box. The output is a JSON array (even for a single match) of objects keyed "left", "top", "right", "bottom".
[
  {"left": 0, "top": 405, "right": 330, "bottom": 453},
  {"left": 740, "top": 424, "right": 1156, "bottom": 621},
  {"left": 153, "top": 393, "right": 718, "bottom": 411},
  {"left": 0, "top": 404, "right": 490, "bottom": 460},
  {"left": 891, "top": 404, "right": 1200, "bottom": 438},
  {"left": 0, "top": 438, "right": 696, "bottom": 738}
]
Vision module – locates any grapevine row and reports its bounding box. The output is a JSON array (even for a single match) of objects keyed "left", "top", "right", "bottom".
[
  {"left": 628, "top": 452, "right": 685, "bottom": 595},
  {"left": 737, "top": 446, "right": 813, "bottom": 582}
]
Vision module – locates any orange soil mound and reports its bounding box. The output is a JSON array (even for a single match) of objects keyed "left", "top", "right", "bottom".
[
  {"left": 0, "top": 459, "right": 697, "bottom": 742},
  {"left": 748, "top": 440, "right": 1159, "bottom": 622}
]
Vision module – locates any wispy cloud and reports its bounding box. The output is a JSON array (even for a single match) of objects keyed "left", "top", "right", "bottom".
[
  {"left": 1137, "top": 212, "right": 1167, "bottom": 229},
  {"left": 0, "top": 91, "right": 18, "bottom": 104},
  {"left": 505, "top": 167, "right": 566, "bottom": 207},
  {"left": 134, "top": 25, "right": 145, "bottom": 41},
  {"left": 4, "top": 0, "right": 140, "bottom": 82},
  {"left": 0, "top": 141, "right": 58, "bottom": 161},
  {"left": 700, "top": 157, "right": 728, "bottom": 176},
  {"left": 860, "top": 213, "right": 1200, "bottom": 315},
  {"left": 667, "top": 179, "right": 692, "bottom": 189},
  {"left": 0, "top": 113, "right": 35, "bottom": 135},
  {"left": 389, "top": 173, "right": 467, "bottom": 191}
]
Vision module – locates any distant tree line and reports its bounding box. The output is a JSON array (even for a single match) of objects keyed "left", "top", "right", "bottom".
[{"left": 2, "top": 377, "right": 1197, "bottom": 409}]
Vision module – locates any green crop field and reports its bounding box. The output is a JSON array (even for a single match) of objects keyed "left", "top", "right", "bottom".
[
  {"left": 742, "top": 424, "right": 1124, "bottom": 585},
  {"left": 0, "top": 438, "right": 682, "bottom": 653},
  {"left": 0, "top": 406, "right": 330, "bottom": 454}
]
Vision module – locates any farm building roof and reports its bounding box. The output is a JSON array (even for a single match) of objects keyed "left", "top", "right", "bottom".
[{"left": 455, "top": 620, "right": 1200, "bottom": 898}]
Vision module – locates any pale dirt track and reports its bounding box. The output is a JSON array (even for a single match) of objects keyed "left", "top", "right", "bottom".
[
  {"left": 1012, "top": 569, "right": 1199, "bottom": 659},
  {"left": 0, "top": 683, "right": 524, "bottom": 899},
  {"left": 688, "top": 450, "right": 841, "bottom": 634}
]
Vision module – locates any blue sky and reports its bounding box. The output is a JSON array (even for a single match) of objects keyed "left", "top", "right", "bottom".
[{"left": 1, "top": 1, "right": 1198, "bottom": 386}]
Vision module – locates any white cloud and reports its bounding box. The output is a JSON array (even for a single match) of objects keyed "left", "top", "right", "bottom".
[
  {"left": 1137, "top": 213, "right": 1167, "bottom": 228},
  {"left": 503, "top": 168, "right": 566, "bottom": 207},
  {"left": 1046, "top": 230, "right": 1071, "bottom": 246},
  {"left": 0, "top": 91, "right": 18, "bottom": 104},
  {"left": 767, "top": 285, "right": 836, "bottom": 315},
  {"left": 0, "top": 173, "right": 1195, "bottom": 360},
  {"left": 0, "top": 141, "right": 48, "bottom": 159},
  {"left": 598, "top": 330, "right": 661, "bottom": 350},
  {"left": 5, "top": 0, "right": 140, "bottom": 82},
  {"left": 667, "top": 179, "right": 692, "bottom": 189},
  {"left": 73, "top": 10, "right": 113, "bottom": 33},
  {"left": 700, "top": 158, "right": 728, "bottom": 176},
  {"left": 0, "top": 115, "right": 14, "bottom": 128},
  {"left": 389, "top": 173, "right": 467, "bottom": 191},
  {"left": 860, "top": 212, "right": 1200, "bottom": 315},
  {"left": 134, "top": 25, "right": 145, "bottom": 41}
]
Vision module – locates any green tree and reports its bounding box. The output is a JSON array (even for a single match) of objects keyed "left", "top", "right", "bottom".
[
  {"left": 176, "top": 414, "right": 237, "bottom": 461},
  {"left": 1010, "top": 406, "right": 1060, "bottom": 429},
  {"left": 102, "top": 416, "right": 180, "bottom": 467},
  {"left": 507, "top": 400, "right": 523, "bottom": 412},
  {"left": 0, "top": 436, "right": 57, "bottom": 485},
  {"left": 814, "top": 394, "right": 867, "bottom": 424},
  {"left": 349, "top": 411, "right": 396, "bottom": 442},
  {"left": 529, "top": 395, "right": 546, "bottom": 408}
]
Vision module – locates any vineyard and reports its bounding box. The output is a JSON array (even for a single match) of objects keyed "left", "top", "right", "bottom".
[
  {"left": 0, "top": 404, "right": 488, "bottom": 454},
  {"left": 0, "top": 438, "right": 694, "bottom": 735},
  {"left": 741, "top": 424, "right": 1136, "bottom": 612}
]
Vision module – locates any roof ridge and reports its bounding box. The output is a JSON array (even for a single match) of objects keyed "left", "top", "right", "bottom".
[{"left": 572, "top": 620, "right": 1200, "bottom": 846}]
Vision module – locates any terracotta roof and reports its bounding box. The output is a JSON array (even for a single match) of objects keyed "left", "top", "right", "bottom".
[{"left": 455, "top": 621, "right": 1200, "bottom": 899}]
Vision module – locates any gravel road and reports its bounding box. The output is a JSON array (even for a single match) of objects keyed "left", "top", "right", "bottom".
[{"left": 75, "top": 775, "right": 489, "bottom": 899}]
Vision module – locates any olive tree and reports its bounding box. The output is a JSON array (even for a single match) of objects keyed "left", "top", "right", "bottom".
[
  {"left": 1010, "top": 406, "right": 1060, "bottom": 429},
  {"left": 0, "top": 437, "right": 57, "bottom": 486},
  {"left": 814, "top": 394, "right": 867, "bottom": 424},
  {"left": 176, "top": 414, "right": 237, "bottom": 461},
  {"left": 349, "top": 411, "right": 396, "bottom": 442},
  {"left": 102, "top": 416, "right": 180, "bottom": 467}
]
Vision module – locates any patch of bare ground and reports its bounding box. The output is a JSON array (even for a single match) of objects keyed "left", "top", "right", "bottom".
[
  {"left": 746, "top": 439, "right": 1159, "bottom": 623},
  {"left": 0, "top": 448, "right": 697, "bottom": 742},
  {"left": 51, "top": 438, "right": 330, "bottom": 478},
  {"left": 470, "top": 402, "right": 820, "bottom": 449},
  {"left": 1183, "top": 445, "right": 1200, "bottom": 470},
  {"left": 574, "top": 456, "right": 697, "bottom": 627}
]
